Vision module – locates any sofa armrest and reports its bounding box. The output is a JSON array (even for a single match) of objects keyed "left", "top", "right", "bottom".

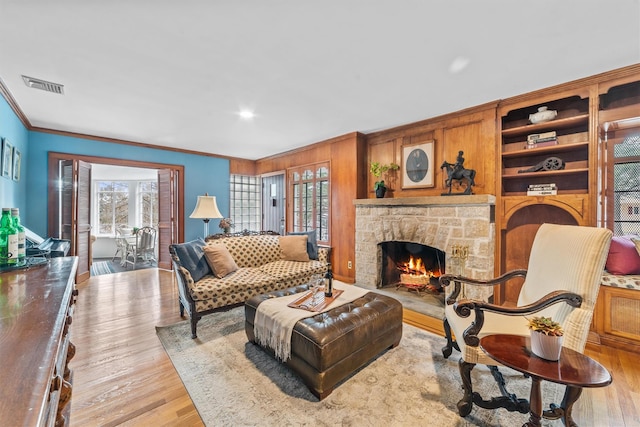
[{"left": 318, "top": 245, "right": 331, "bottom": 263}]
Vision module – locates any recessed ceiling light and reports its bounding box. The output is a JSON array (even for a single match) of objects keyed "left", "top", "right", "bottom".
[
  {"left": 238, "top": 109, "right": 255, "bottom": 120},
  {"left": 448, "top": 57, "right": 470, "bottom": 74}
]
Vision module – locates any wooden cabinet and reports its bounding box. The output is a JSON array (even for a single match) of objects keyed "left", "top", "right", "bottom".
[
  {"left": 594, "top": 285, "right": 640, "bottom": 353},
  {"left": 0, "top": 257, "right": 78, "bottom": 426}
]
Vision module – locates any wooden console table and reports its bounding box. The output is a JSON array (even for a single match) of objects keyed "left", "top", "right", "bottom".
[
  {"left": 480, "top": 334, "right": 611, "bottom": 427},
  {"left": 0, "top": 257, "right": 78, "bottom": 426}
]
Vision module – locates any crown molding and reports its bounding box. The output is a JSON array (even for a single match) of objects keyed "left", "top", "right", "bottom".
[{"left": 0, "top": 77, "right": 31, "bottom": 128}]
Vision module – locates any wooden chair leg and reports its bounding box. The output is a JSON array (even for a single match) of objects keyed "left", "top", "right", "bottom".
[
  {"left": 442, "top": 317, "right": 460, "bottom": 358},
  {"left": 458, "top": 359, "right": 475, "bottom": 417}
]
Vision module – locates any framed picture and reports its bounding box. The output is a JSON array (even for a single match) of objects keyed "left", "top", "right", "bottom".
[
  {"left": 12, "top": 147, "right": 21, "bottom": 181},
  {"left": 1, "top": 138, "right": 13, "bottom": 179},
  {"left": 402, "top": 140, "right": 435, "bottom": 189}
]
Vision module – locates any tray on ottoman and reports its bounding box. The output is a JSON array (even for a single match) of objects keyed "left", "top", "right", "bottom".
[{"left": 245, "top": 284, "right": 403, "bottom": 400}]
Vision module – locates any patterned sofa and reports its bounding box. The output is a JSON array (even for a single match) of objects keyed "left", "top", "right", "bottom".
[{"left": 169, "top": 231, "right": 330, "bottom": 338}]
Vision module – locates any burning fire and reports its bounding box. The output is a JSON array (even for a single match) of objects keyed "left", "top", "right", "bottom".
[
  {"left": 398, "top": 255, "right": 440, "bottom": 278},
  {"left": 396, "top": 255, "right": 442, "bottom": 293}
]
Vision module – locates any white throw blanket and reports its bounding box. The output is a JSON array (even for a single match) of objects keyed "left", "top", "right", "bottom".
[{"left": 253, "top": 282, "right": 369, "bottom": 362}]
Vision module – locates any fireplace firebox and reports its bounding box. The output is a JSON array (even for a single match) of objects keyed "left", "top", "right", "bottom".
[{"left": 378, "top": 241, "right": 445, "bottom": 293}]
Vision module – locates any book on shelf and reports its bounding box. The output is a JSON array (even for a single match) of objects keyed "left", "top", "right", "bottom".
[
  {"left": 527, "top": 189, "right": 558, "bottom": 196},
  {"left": 527, "top": 131, "right": 556, "bottom": 143},
  {"left": 525, "top": 139, "right": 558, "bottom": 149},
  {"left": 528, "top": 183, "right": 557, "bottom": 190},
  {"left": 525, "top": 131, "right": 558, "bottom": 149}
]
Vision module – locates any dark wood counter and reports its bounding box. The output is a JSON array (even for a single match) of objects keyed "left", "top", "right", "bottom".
[{"left": 0, "top": 257, "right": 78, "bottom": 426}]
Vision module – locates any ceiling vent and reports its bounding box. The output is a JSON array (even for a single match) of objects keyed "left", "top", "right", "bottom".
[{"left": 21, "top": 75, "right": 64, "bottom": 94}]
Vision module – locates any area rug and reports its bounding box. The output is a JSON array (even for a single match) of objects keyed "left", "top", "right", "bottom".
[
  {"left": 91, "top": 258, "right": 156, "bottom": 275},
  {"left": 156, "top": 308, "right": 578, "bottom": 426},
  {"left": 90, "top": 260, "right": 116, "bottom": 276}
]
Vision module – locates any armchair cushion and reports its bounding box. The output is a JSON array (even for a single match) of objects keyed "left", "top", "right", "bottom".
[
  {"left": 287, "top": 230, "right": 318, "bottom": 260},
  {"left": 278, "top": 235, "right": 310, "bottom": 262},
  {"left": 605, "top": 235, "right": 640, "bottom": 275},
  {"left": 203, "top": 244, "right": 239, "bottom": 278},
  {"left": 172, "top": 238, "right": 210, "bottom": 282}
]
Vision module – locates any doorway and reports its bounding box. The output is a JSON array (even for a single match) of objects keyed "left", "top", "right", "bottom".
[
  {"left": 262, "top": 173, "right": 285, "bottom": 234},
  {"left": 48, "top": 152, "right": 184, "bottom": 282},
  {"left": 91, "top": 164, "right": 159, "bottom": 274}
]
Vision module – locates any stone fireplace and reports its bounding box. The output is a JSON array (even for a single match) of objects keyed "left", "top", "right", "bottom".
[{"left": 354, "top": 195, "right": 496, "bottom": 304}]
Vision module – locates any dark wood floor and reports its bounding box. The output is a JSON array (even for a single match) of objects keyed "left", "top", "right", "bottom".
[{"left": 69, "top": 269, "right": 639, "bottom": 426}]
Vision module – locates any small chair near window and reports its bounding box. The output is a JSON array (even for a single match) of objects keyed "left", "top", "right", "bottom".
[
  {"left": 111, "top": 225, "right": 130, "bottom": 265},
  {"left": 124, "top": 226, "right": 157, "bottom": 269}
]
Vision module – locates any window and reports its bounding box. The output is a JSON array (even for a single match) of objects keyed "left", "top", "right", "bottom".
[
  {"left": 96, "top": 181, "right": 129, "bottom": 234},
  {"left": 289, "top": 162, "right": 329, "bottom": 243},
  {"left": 94, "top": 180, "right": 158, "bottom": 235},
  {"left": 138, "top": 181, "right": 158, "bottom": 228},
  {"left": 230, "top": 174, "right": 261, "bottom": 232},
  {"left": 605, "top": 128, "right": 640, "bottom": 236}
]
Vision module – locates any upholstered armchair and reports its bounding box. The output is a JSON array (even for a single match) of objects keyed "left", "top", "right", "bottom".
[{"left": 439, "top": 223, "right": 612, "bottom": 417}]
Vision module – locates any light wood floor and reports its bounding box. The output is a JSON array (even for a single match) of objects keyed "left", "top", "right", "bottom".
[{"left": 69, "top": 269, "right": 639, "bottom": 426}]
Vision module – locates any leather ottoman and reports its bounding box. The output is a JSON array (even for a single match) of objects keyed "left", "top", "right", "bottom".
[{"left": 245, "top": 284, "right": 403, "bottom": 400}]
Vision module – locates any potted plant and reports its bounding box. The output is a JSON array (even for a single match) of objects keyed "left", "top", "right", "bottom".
[
  {"left": 527, "top": 315, "right": 564, "bottom": 361},
  {"left": 370, "top": 162, "right": 400, "bottom": 198}
]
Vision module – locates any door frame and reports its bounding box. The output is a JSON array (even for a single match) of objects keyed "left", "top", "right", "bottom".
[{"left": 47, "top": 152, "right": 184, "bottom": 271}]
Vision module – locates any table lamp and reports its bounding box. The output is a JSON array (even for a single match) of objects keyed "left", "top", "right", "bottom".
[{"left": 189, "top": 193, "right": 223, "bottom": 238}]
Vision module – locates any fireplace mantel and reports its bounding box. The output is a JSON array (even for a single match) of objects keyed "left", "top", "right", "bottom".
[{"left": 353, "top": 194, "right": 495, "bottom": 207}]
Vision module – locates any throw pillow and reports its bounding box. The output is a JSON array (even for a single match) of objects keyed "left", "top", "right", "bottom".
[
  {"left": 287, "top": 230, "right": 318, "bottom": 260},
  {"left": 279, "top": 235, "right": 310, "bottom": 262},
  {"left": 202, "top": 244, "right": 239, "bottom": 278},
  {"left": 605, "top": 235, "right": 640, "bottom": 275},
  {"left": 171, "top": 238, "right": 210, "bottom": 282}
]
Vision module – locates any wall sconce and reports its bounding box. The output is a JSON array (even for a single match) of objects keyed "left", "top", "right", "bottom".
[{"left": 189, "top": 193, "right": 223, "bottom": 238}]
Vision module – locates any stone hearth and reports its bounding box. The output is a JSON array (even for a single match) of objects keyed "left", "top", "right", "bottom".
[{"left": 354, "top": 195, "right": 496, "bottom": 305}]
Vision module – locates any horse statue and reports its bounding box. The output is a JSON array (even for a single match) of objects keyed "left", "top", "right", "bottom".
[{"left": 440, "top": 160, "right": 476, "bottom": 195}]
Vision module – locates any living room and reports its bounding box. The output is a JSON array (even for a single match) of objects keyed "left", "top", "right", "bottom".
[{"left": 1, "top": 2, "right": 639, "bottom": 426}]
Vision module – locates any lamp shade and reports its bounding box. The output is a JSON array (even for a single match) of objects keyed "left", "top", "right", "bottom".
[{"left": 189, "top": 195, "right": 223, "bottom": 220}]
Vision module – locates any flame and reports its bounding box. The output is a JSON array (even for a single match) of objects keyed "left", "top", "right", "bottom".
[{"left": 398, "top": 255, "right": 429, "bottom": 276}]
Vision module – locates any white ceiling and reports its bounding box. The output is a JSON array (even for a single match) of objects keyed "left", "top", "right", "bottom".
[{"left": 0, "top": 1, "right": 638, "bottom": 160}]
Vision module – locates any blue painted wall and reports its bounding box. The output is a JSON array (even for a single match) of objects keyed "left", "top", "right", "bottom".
[
  {"left": 1, "top": 95, "right": 230, "bottom": 242},
  {"left": 0, "top": 96, "right": 29, "bottom": 215}
]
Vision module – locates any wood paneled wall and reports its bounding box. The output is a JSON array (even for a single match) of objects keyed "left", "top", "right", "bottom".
[
  {"left": 253, "top": 132, "right": 367, "bottom": 282},
  {"left": 241, "top": 104, "right": 500, "bottom": 282},
  {"left": 366, "top": 103, "right": 498, "bottom": 198}
]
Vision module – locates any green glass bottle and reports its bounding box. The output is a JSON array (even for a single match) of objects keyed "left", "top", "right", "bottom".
[
  {"left": 0, "top": 208, "right": 18, "bottom": 267},
  {"left": 11, "top": 208, "right": 26, "bottom": 266}
]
